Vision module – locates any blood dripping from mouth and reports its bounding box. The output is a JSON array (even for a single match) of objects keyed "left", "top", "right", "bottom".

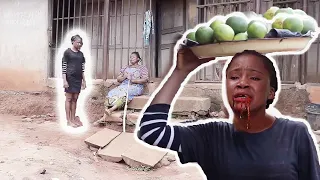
[{"left": 233, "top": 96, "right": 251, "bottom": 129}]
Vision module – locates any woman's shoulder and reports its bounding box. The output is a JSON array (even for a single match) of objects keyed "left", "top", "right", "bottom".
[
  {"left": 138, "top": 64, "right": 148, "bottom": 69},
  {"left": 276, "top": 117, "right": 312, "bottom": 134},
  {"left": 63, "top": 48, "right": 72, "bottom": 57},
  {"left": 120, "top": 65, "right": 129, "bottom": 70},
  {"left": 180, "top": 118, "right": 233, "bottom": 132},
  {"left": 277, "top": 117, "right": 309, "bottom": 128},
  {"left": 176, "top": 119, "right": 234, "bottom": 142},
  {"left": 64, "top": 48, "right": 71, "bottom": 53}
]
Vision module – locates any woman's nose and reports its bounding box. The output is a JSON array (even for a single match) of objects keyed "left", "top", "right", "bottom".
[{"left": 236, "top": 77, "right": 249, "bottom": 88}]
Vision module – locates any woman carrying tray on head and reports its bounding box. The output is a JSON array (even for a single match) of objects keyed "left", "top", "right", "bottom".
[
  {"left": 93, "top": 52, "right": 149, "bottom": 126},
  {"left": 136, "top": 47, "right": 320, "bottom": 180}
]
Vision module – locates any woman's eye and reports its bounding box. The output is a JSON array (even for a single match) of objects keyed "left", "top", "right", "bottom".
[
  {"left": 251, "top": 77, "right": 260, "bottom": 81},
  {"left": 230, "top": 76, "right": 239, "bottom": 80}
]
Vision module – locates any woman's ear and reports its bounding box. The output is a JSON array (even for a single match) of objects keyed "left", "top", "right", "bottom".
[{"left": 268, "top": 87, "right": 275, "bottom": 100}]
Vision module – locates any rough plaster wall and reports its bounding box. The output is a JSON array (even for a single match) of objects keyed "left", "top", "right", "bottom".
[
  {"left": 0, "top": 0, "right": 49, "bottom": 91},
  {"left": 181, "top": 84, "right": 310, "bottom": 118}
]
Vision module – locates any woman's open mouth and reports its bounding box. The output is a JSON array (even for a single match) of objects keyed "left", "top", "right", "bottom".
[
  {"left": 233, "top": 94, "right": 252, "bottom": 102},
  {"left": 232, "top": 94, "right": 252, "bottom": 113}
]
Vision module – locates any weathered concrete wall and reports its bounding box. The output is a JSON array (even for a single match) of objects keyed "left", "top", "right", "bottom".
[
  {"left": 0, "top": 0, "right": 49, "bottom": 91},
  {"left": 181, "top": 83, "right": 310, "bottom": 118},
  {"left": 47, "top": 78, "right": 312, "bottom": 119}
]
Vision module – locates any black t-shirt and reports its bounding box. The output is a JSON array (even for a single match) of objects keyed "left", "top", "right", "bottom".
[
  {"left": 63, "top": 48, "right": 85, "bottom": 78},
  {"left": 177, "top": 118, "right": 320, "bottom": 180}
]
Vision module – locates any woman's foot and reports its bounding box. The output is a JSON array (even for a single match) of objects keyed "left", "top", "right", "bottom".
[
  {"left": 74, "top": 116, "right": 83, "bottom": 127},
  {"left": 93, "top": 115, "right": 107, "bottom": 126},
  {"left": 116, "top": 117, "right": 135, "bottom": 126},
  {"left": 105, "top": 109, "right": 111, "bottom": 116},
  {"left": 67, "top": 120, "right": 79, "bottom": 128}
]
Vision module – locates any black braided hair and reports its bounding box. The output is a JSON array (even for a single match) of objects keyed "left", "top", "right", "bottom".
[{"left": 227, "top": 50, "right": 278, "bottom": 109}]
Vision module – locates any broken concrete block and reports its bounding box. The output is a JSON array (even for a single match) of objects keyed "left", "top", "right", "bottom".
[
  {"left": 165, "top": 153, "right": 176, "bottom": 162},
  {"left": 154, "top": 158, "right": 171, "bottom": 168},
  {"left": 97, "top": 132, "right": 136, "bottom": 162},
  {"left": 122, "top": 142, "right": 167, "bottom": 168},
  {"left": 84, "top": 128, "right": 121, "bottom": 149},
  {"left": 154, "top": 153, "right": 177, "bottom": 168}
]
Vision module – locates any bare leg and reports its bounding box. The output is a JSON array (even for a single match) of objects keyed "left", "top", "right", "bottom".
[
  {"left": 93, "top": 96, "right": 128, "bottom": 126},
  {"left": 105, "top": 104, "right": 118, "bottom": 115},
  {"left": 65, "top": 93, "right": 76, "bottom": 127},
  {"left": 71, "top": 93, "right": 82, "bottom": 126},
  {"left": 93, "top": 104, "right": 122, "bottom": 126},
  {"left": 71, "top": 94, "right": 83, "bottom": 126}
]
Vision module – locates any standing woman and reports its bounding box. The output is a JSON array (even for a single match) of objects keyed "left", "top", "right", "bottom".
[{"left": 62, "top": 34, "right": 86, "bottom": 127}]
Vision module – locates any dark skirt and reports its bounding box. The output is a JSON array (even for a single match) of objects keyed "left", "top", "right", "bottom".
[{"left": 65, "top": 75, "right": 82, "bottom": 94}]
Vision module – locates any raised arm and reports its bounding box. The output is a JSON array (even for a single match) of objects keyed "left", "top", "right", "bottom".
[
  {"left": 136, "top": 47, "right": 215, "bottom": 152},
  {"left": 137, "top": 69, "right": 189, "bottom": 152}
]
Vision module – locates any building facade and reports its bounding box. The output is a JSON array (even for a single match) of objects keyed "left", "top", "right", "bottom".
[{"left": 0, "top": 0, "right": 319, "bottom": 91}]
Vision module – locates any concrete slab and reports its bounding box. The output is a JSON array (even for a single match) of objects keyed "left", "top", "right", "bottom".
[
  {"left": 84, "top": 128, "right": 121, "bottom": 149},
  {"left": 122, "top": 141, "right": 167, "bottom": 168},
  {"left": 128, "top": 95, "right": 211, "bottom": 115},
  {"left": 143, "top": 82, "right": 160, "bottom": 95},
  {"left": 97, "top": 132, "right": 135, "bottom": 162},
  {"left": 124, "top": 112, "right": 188, "bottom": 125}
]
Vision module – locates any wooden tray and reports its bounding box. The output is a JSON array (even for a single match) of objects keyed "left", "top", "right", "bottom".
[{"left": 189, "top": 37, "right": 313, "bottom": 58}]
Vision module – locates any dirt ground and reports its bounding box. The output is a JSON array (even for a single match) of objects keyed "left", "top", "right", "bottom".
[
  {"left": 0, "top": 87, "right": 311, "bottom": 180},
  {"left": 0, "top": 90, "right": 204, "bottom": 180}
]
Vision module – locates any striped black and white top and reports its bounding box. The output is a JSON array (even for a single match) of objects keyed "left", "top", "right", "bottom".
[
  {"left": 136, "top": 103, "right": 320, "bottom": 180},
  {"left": 62, "top": 48, "right": 85, "bottom": 75},
  {"left": 137, "top": 104, "right": 182, "bottom": 152}
]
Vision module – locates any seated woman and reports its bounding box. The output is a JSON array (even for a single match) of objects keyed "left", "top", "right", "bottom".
[
  {"left": 136, "top": 48, "right": 320, "bottom": 179},
  {"left": 94, "top": 52, "right": 149, "bottom": 126}
]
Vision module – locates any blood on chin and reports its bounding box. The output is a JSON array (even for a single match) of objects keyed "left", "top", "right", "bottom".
[
  {"left": 232, "top": 97, "right": 252, "bottom": 114},
  {"left": 232, "top": 102, "right": 249, "bottom": 112},
  {"left": 232, "top": 97, "right": 252, "bottom": 129}
]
